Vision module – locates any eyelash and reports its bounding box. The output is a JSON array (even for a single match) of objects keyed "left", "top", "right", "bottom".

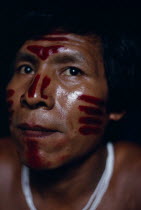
[
  {"left": 15, "top": 64, "right": 84, "bottom": 77},
  {"left": 63, "top": 66, "right": 84, "bottom": 76},
  {"left": 16, "top": 64, "right": 34, "bottom": 74}
]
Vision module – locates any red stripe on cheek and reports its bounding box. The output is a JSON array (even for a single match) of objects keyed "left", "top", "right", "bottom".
[
  {"left": 6, "top": 89, "right": 15, "bottom": 98},
  {"left": 27, "top": 45, "right": 64, "bottom": 60},
  {"left": 79, "top": 117, "right": 102, "bottom": 125},
  {"left": 79, "top": 126, "right": 101, "bottom": 135},
  {"left": 78, "top": 105, "right": 103, "bottom": 116},
  {"left": 78, "top": 95, "right": 105, "bottom": 107},
  {"left": 40, "top": 76, "right": 51, "bottom": 99},
  {"left": 28, "top": 74, "right": 40, "bottom": 98}
]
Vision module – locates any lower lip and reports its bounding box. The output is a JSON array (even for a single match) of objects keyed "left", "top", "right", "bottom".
[{"left": 20, "top": 129, "right": 57, "bottom": 138}]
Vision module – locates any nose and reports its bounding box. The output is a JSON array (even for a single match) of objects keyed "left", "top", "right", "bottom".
[{"left": 20, "top": 74, "right": 54, "bottom": 109}]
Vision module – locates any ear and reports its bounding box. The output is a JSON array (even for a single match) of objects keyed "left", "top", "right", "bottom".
[{"left": 109, "top": 111, "right": 126, "bottom": 121}]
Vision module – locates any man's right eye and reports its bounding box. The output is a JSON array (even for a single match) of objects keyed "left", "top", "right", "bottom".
[{"left": 16, "top": 65, "right": 34, "bottom": 74}]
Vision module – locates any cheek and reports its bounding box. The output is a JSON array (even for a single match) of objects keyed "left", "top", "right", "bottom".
[
  {"left": 67, "top": 93, "right": 107, "bottom": 136},
  {"left": 6, "top": 89, "right": 15, "bottom": 123}
]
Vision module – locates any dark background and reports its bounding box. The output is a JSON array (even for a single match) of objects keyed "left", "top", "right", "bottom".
[{"left": 0, "top": 1, "right": 141, "bottom": 142}]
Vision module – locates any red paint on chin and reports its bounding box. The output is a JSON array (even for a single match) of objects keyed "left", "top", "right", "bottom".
[
  {"left": 27, "top": 45, "right": 64, "bottom": 60},
  {"left": 26, "top": 140, "right": 42, "bottom": 168},
  {"left": 6, "top": 89, "right": 15, "bottom": 98},
  {"left": 28, "top": 74, "right": 40, "bottom": 97},
  {"left": 40, "top": 76, "right": 51, "bottom": 99},
  {"left": 78, "top": 95, "right": 105, "bottom": 107},
  {"left": 79, "top": 125, "right": 101, "bottom": 135},
  {"left": 78, "top": 105, "right": 103, "bottom": 116}
]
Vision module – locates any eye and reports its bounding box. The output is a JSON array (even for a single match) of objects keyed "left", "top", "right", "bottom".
[
  {"left": 63, "top": 67, "right": 83, "bottom": 76},
  {"left": 16, "top": 65, "right": 34, "bottom": 74}
]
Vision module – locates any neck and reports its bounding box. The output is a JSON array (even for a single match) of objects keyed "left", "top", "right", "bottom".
[{"left": 29, "top": 144, "right": 107, "bottom": 205}]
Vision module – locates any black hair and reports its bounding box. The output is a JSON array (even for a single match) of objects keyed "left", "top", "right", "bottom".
[{"left": 4, "top": 8, "right": 141, "bottom": 114}]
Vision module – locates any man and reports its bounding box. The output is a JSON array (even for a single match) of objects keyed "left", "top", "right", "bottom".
[{"left": 0, "top": 9, "right": 141, "bottom": 210}]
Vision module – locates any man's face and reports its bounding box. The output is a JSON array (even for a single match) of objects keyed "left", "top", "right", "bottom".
[{"left": 7, "top": 33, "right": 110, "bottom": 169}]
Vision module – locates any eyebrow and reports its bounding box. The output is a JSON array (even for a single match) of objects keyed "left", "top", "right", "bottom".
[
  {"left": 15, "top": 52, "right": 39, "bottom": 65},
  {"left": 49, "top": 52, "right": 85, "bottom": 65}
]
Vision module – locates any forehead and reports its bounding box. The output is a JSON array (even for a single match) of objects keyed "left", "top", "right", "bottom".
[{"left": 18, "top": 33, "right": 103, "bottom": 60}]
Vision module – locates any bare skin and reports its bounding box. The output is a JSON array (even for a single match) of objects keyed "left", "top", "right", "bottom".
[
  {"left": 1, "top": 33, "right": 141, "bottom": 209},
  {"left": 0, "top": 138, "right": 141, "bottom": 210}
]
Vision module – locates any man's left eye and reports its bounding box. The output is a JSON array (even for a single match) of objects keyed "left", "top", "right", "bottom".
[{"left": 63, "top": 67, "right": 83, "bottom": 76}]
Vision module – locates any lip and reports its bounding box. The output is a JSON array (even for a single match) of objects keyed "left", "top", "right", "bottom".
[{"left": 17, "top": 123, "right": 58, "bottom": 138}]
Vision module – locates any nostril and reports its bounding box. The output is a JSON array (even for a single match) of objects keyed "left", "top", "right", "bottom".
[
  {"left": 20, "top": 96, "right": 48, "bottom": 109},
  {"left": 36, "top": 102, "right": 47, "bottom": 108},
  {"left": 20, "top": 98, "right": 30, "bottom": 108}
]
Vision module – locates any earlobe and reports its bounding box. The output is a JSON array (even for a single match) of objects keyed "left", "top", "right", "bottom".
[{"left": 109, "top": 111, "right": 126, "bottom": 121}]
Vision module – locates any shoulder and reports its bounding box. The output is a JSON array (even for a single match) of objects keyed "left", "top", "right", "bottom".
[
  {"left": 0, "top": 136, "right": 18, "bottom": 161},
  {"left": 0, "top": 137, "right": 20, "bottom": 193},
  {"left": 114, "top": 141, "right": 141, "bottom": 172},
  {"left": 112, "top": 141, "right": 141, "bottom": 208}
]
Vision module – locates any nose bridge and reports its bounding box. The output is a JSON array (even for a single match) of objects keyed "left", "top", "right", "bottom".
[
  {"left": 28, "top": 74, "right": 41, "bottom": 98},
  {"left": 27, "top": 73, "right": 51, "bottom": 99},
  {"left": 21, "top": 73, "right": 53, "bottom": 109}
]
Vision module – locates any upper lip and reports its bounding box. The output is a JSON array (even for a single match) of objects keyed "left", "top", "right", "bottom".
[{"left": 17, "top": 123, "right": 57, "bottom": 132}]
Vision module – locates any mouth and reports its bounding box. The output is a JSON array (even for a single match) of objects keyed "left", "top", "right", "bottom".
[{"left": 17, "top": 123, "right": 58, "bottom": 138}]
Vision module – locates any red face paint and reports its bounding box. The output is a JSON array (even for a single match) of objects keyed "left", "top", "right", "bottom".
[
  {"left": 6, "top": 89, "right": 15, "bottom": 98},
  {"left": 40, "top": 76, "right": 51, "bottom": 99},
  {"left": 34, "top": 36, "right": 68, "bottom": 41},
  {"left": 79, "top": 117, "right": 102, "bottom": 125},
  {"left": 79, "top": 105, "right": 103, "bottom": 116},
  {"left": 27, "top": 45, "right": 64, "bottom": 60},
  {"left": 26, "top": 140, "right": 42, "bottom": 168},
  {"left": 78, "top": 95, "right": 104, "bottom": 107},
  {"left": 79, "top": 126, "right": 101, "bottom": 135},
  {"left": 28, "top": 74, "right": 40, "bottom": 98},
  {"left": 6, "top": 90, "right": 15, "bottom": 124}
]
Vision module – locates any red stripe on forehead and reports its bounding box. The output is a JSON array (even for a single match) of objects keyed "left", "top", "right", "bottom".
[
  {"left": 34, "top": 37, "right": 68, "bottom": 41},
  {"left": 78, "top": 95, "right": 105, "bottom": 107},
  {"left": 27, "top": 45, "right": 64, "bottom": 60}
]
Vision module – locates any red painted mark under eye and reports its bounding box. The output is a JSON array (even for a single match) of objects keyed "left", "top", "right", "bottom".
[
  {"left": 34, "top": 36, "right": 68, "bottom": 41},
  {"left": 78, "top": 95, "right": 105, "bottom": 107},
  {"left": 27, "top": 45, "right": 64, "bottom": 60},
  {"left": 6, "top": 89, "right": 15, "bottom": 98},
  {"left": 26, "top": 140, "right": 42, "bottom": 168},
  {"left": 79, "top": 117, "right": 102, "bottom": 125},
  {"left": 40, "top": 76, "right": 51, "bottom": 99},
  {"left": 79, "top": 105, "right": 103, "bottom": 116},
  {"left": 28, "top": 74, "right": 40, "bottom": 98},
  {"left": 79, "top": 126, "right": 101, "bottom": 135}
]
